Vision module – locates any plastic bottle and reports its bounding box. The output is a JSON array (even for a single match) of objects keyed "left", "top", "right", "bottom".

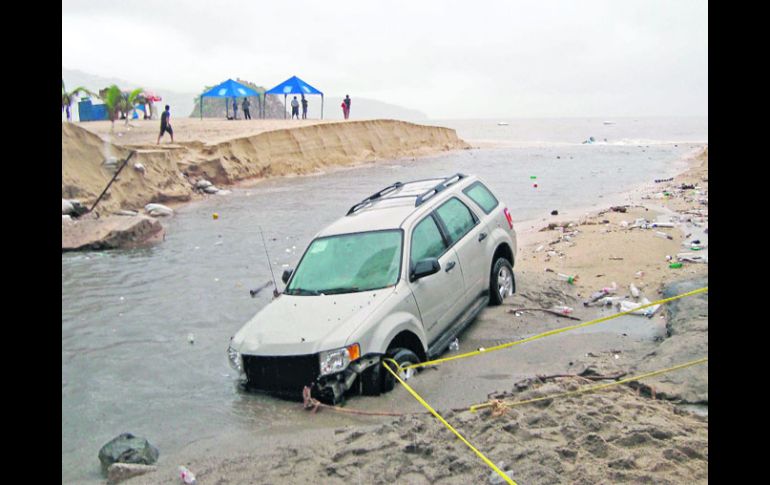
[
  {"left": 654, "top": 231, "right": 673, "bottom": 240},
  {"left": 449, "top": 338, "right": 460, "bottom": 351},
  {"left": 556, "top": 273, "right": 578, "bottom": 284},
  {"left": 629, "top": 284, "right": 640, "bottom": 298},
  {"left": 669, "top": 262, "right": 683, "bottom": 269},
  {"left": 179, "top": 466, "right": 197, "bottom": 485}
]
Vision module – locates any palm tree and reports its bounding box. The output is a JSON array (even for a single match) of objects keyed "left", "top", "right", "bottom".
[
  {"left": 118, "top": 88, "right": 144, "bottom": 126},
  {"left": 100, "top": 85, "right": 123, "bottom": 131},
  {"left": 61, "top": 80, "right": 93, "bottom": 122}
]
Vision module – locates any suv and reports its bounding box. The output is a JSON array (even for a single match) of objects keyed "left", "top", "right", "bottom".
[{"left": 227, "top": 174, "right": 517, "bottom": 404}]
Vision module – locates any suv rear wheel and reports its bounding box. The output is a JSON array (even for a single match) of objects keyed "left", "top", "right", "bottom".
[{"left": 489, "top": 258, "right": 515, "bottom": 305}]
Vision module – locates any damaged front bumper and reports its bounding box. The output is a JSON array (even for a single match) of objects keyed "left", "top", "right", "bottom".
[{"left": 311, "top": 354, "right": 382, "bottom": 404}]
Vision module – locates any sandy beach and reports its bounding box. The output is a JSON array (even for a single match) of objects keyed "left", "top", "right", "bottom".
[{"left": 110, "top": 145, "right": 708, "bottom": 484}]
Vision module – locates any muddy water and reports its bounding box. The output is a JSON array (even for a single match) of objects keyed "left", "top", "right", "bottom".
[{"left": 62, "top": 142, "right": 700, "bottom": 482}]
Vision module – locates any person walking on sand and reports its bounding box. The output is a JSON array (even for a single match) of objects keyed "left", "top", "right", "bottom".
[
  {"left": 291, "top": 96, "right": 300, "bottom": 119},
  {"left": 301, "top": 94, "right": 308, "bottom": 119},
  {"left": 232, "top": 97, "right": 238, "bottom": 120},
  {"left": 343, "top": 95, "right": 351, "bottom": 120},
  {"left": 242, "top": 97, "right": 252, "bottom": 120},
  {"left": 157, "top": 105, "right": 174, "bottom": 144}
]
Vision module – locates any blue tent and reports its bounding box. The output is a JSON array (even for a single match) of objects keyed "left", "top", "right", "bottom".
[
  {"left": 265, "top": 75, "right": 324, "bottom": 119},
  {"left": 200, "top": 79, "right": 261, "bottom": 119}
]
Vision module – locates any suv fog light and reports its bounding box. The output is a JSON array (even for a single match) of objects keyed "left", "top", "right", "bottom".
[
  {"left": 319, "top": 344, "right": 360, "bottom": 376},
  {"left": 227, "top": 344, "right": 242, "bottom": 372}
]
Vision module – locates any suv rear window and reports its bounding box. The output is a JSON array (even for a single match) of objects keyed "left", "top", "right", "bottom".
[
  {"left": 435, "top": 198, "right": 477, "bottom": 244},
  {"left": 463, "top": 181, "right": 499, "bottom": 214}
]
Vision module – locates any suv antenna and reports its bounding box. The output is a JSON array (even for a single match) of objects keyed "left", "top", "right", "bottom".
[{"left": 259, "top": 226, "right": 280, "bottom": 298}]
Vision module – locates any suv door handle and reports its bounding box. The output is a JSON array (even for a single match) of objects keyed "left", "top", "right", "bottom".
[
  {"left": 478, "top": 232, "right": 488, "bottom": 242},
  {"left": 445, "top": 261, "right": 456, "bottom": 272}
]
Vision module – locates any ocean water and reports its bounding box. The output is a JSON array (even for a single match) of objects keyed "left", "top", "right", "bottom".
[{"left": 61, "top": 117, "right": 707, "bottom": 483}]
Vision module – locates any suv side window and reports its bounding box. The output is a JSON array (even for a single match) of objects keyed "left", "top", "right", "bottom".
[
  {"left": 435, "top": 197, "right": 478, "bottom": 244},
  {"left": 411, "top": 216, "right": 447, "bottom": 265},
  {"left": 463, "top": 181, "right": 499, "bottom": 214}
]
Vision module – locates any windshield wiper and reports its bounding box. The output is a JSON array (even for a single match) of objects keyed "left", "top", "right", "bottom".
[
  {"left": 287, "top": 288, "right": 322, "bottom": 296},
  {"left": 317, "top": 287, "right": 361, "bottom": 295}
]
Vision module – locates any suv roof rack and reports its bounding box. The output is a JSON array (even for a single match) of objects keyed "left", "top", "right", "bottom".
[{"left": 346, "top": 173, "right": 467, "bottom": 215}]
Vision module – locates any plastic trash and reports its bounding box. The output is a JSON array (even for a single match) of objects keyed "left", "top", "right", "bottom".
[
  {"left": 654, "top": 231, "right": 673, "bottom": 240},
  {"left": 552, "top": 305, "right": 574, "bottom": 315},
  {"left": 449, "top": 338, "right": 460, "bottom": 351},
  {"left": 187, "top": 333, "right": 195, "bottom": 344},
  {"left": 212, "top": 213, "right": 219, "bottom": 220},
  {"left": 535, "top": 245, "right": 545, "bottom": 252},
  {"left": 669, "top": 262, "right": 683, "bottom": 269},
  {"left": 629, "top": 284, "right": 640, "bottom": 298},
  {"left": 634, "top": 271, "right": 645, "bottom": 278},
  {"left": 178, "top": 466, "right": 197, "bottom": 484},
  {"left": 556, "top": 273, "right": 578, "bottom": 284}
]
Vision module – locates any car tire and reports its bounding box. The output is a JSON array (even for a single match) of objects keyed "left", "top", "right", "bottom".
[
  {"left": 381, "top": 348, "right": 420, "bottom": 393},
  {"left": 489, "top": 258, "right": 515, "bottom": 306}
]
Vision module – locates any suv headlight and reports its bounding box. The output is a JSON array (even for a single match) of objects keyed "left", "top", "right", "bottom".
[
  {"left": 319, "top": 343, "right": 360, "bottom": 377},
  {"left": 227, "top": 344, "right": 242, "bottom": 372}
]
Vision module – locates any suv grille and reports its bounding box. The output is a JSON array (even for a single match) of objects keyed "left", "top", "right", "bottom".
[{"left": 242, "top": 354, "right": 320, "bottom": 397}]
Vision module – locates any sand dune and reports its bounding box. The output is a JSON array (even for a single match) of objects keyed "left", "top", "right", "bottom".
[{"left": 62, "top": 119, "right": 469, "bottom": 214}]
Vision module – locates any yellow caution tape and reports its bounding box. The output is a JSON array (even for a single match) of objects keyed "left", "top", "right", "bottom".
[
  {"left": 469, "top": 356, "right": 708, "bottom": 412},
  {"left": 404, "top": 286, "right": 708, "bottom": 371},
  {"left": 382, "top": 359, "right": 516, "bottom": 485}
]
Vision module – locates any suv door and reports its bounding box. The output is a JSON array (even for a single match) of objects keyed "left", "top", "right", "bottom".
[
  {"left": 407, "top": 214, "right": 465, "bottom": 344},
  {"left": 434, "top": 197, "right": 490, "bottom": 306}
]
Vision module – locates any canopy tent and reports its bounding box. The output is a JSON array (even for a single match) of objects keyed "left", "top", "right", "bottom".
[
  {"left": 264, "top": 76, "right": 324, "bottom": 119},
  {"left": 199, "top": 79, "right": 261, "bottom": 119}
]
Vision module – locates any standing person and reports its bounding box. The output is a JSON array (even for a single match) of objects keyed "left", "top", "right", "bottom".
[
  {"left": 291, "top": 96, "right": 300, "bottom": 119},
  {"left": 344, "top": 95, "right": 351, "bottom": 120},
  {"left": 301, "top": 94, "right": 308, "bottom": 119},
  {"left": 242, "top": 97, "right": 252, "bottom": 120},
  {"left": 341, "top": 101, "right": 347, "bottom": 119},
  {"left": 157, "top": 105, "right": 174, "bottom": 144},
  {"left": 232, "top": 97, "right": 238, "bottom": 119}
]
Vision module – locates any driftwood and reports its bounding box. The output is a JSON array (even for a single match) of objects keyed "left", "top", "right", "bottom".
[{"left": 507, "top": 308, "right": 582, "bottom": 321}]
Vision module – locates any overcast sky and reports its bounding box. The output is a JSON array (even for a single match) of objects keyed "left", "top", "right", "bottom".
[{"left": 62, "top": 0, "right": 707, "bottom": 119}]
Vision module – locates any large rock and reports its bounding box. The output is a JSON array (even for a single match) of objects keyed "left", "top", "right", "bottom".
[
  {"left": 62, "top": 215, "right": 165, "bottom": 251},
  {"left": 106, "top": 463, "right": 157, "bottom": 484},
  {"left": 98, "top": 433, "right": 159, "bottom": 475}
]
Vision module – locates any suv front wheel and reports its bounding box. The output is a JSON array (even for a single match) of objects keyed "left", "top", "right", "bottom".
[
  {"left": 489, "top": 258, "right": 515, "bottom": 305},
  {"left": 380, "top": 348, "right": 420, "bottom": 393}
]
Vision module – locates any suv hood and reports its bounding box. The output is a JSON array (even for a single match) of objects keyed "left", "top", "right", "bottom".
[{"left": 233, "top": 288, "right": 393, "bottom": 355}]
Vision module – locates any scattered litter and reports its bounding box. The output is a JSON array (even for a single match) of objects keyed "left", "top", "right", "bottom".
[
  {"left": 669, "top": 262, "right": 683, "bottom": 269},
  {"left": 449, "top": 338, "right": 460, "bottom": 351},
  {"left": 550, "top": 210, "right": 558, "bottom": 215},
  {"left": 619, "top": 221, "right": 629, "bottom": 228},
  {"left": 635, "top": 271, "right": 645, "bottom": 278},
  {"left": 133, "top": 163, "right": 146, "bottom": 175},
  {"left": 214, "top": 241, "right": 223, "bottom": 246},
  {"left": 629, "top": 284, "right": 640, "bottom": 298},
  {"left": 119, "top": 296, "right": 125, "bottom": 301},
  {"left": 214, "top": 277, "right": 220, "bottom": 282},
  {"left": 619, "top": 297, "right": 660, "bottom": 317},
  {"left": 677, "top": 253, "right": 707, "bottom": 263},
  {"left": 614, "top": 354, "right": 620, "bottom": 360},
  {"left": 556, "top": 273, "right": 578, "bottom": 284},
  {"left": 651, "top": 222, "right": 675, "bottom": 228},
  {"left": 551, "top": 305, "right": 574, "bottom": 315},
  {"left": 535, "top": 245, "right": 545, "bottom": 252},
  {"left": 187, "top": 333, "right": 195, "bottom": 344},
  {"left": 654, "top": 177, "right": 674, "bottom": 183},
  {"left": 212, "top": 213, "right": 219, "bottom": 220},
  {"left": 654, "top": 231, "right": 673, "bottom": 240},
  {"left": 178, "top": 465, "right": 197, "bottom": 484}
]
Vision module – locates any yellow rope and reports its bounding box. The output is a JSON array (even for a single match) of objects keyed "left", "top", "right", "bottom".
[
  {"left": 382, "top": 360, "right": 516, "bottom": 485},
  {"left": 469, "top": 356, "right": 708, "bottom": 412},
  {"left": 404, "top": 287, "right": 708, "bottom": 371}
]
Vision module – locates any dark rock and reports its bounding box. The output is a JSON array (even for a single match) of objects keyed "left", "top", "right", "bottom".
[
  {"left": 551, "top": 210, "right": 559, "bottom": 216},
  {"left": 62, "top": 215, "right": 165, "bottom": 251},
  {"left": 98, "top": 433, "right": 159, "bottom": 475}
]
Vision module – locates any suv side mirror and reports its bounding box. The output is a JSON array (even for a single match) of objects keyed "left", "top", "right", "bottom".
[
  {"left": 282, "top": 268, "right": 294, "bottom": 284},
  {"left": 411, "top": 258, "right": 440, "bottom": 281}
]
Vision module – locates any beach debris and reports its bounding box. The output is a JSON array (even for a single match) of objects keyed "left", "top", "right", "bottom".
[
  {"left": 629, "top": 284, "right": 641, "bottom": 298},
  {"left": 114, "top": 210, "right": 139, "bottom": 217},
  {"left": 133, "top": 163, "right": 146, "bottom": 175},
  {"left": 195, "top": 179, "right": 213, "bottom": 190},
  {"left": 62, "top": 198, "right": 88, "bottom": 217},
  {"left": 635, "top": 271, "right": 645, "bottom": 278},
  {"left": 677, "top": 252, "right": 707, "bottom": 263},
  {"left": 551, "top": 305, "right": 574, "bottom": 315},
  {"left": 618, "top": 297, "right": 660, "bottom": 317},
  {"left": 619, "top": 220, "right": 629, "bottom": 228},
  {"left": 556, "top": 273, "right": 578, "bottom": 284},
  {"left": 178, "top": 465, "right": 197, "bottom": 484},
  {"left": 551, "top": 210, "right": 559, "bottom": 215},
  {"left": 669, "top": 262, "right": 683, "bottom": 269},
  {"left": 250, "top": 280, "right": 274, "bottom": 297},
  {"left": 535, "top": 245, "right": 545, "bottom": 252},
  {"left": 488, "top": 462, "right": 515, "bottom": 485},
  {"left": 144, "top": 203, "right": 173, "bottom": 217},
  {"left": 610, "top": 206, "right": 627, "bottom": 213},
  {"left": 533, "top": 183, "right": 538, "bottom": 188},
  {"left": 212, "top": 213, "right": 219, "bottom": 220},
  {"left": 106, "top": 463, "right": 157, "bottom": 484},
  {"left": 449, "top": 338, "right": 460, "bottom": 351},
  {"left": 583, "top": 282, "right": 617, "bottom": 306},
  {"left": 654, "top": 177, "right": 674, "bottom": 183},
  {"left": 187, "top": 333, "right": 195, "bottom": 344},
  {"left": 651, "top": 222, "right": 675, "bottom": 228},
  {"left": 654, "top": 231, "right": 673, "bottom": 240},
  {"left": 98, "top": 433, "right": 159, "bottom": 474}
]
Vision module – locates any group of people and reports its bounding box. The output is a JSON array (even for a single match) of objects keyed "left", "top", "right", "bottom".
[
  {"left": 156, "top": 94, "right": 354, "bottom": 144},
  {"left": 230, "top": 97, "right": 252, "bottom": 120}
]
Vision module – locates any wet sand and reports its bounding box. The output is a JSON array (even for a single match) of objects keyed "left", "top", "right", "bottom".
[{"left": 121, "top": 147, "right": 708, "bottom": 484}]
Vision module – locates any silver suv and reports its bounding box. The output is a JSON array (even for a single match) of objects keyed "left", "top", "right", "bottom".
[{"left": 227, "top": 174, "right": 517, "bottom": 404}]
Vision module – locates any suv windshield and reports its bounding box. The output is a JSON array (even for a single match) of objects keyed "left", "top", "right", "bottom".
[{"left": 286, "top": 230, "right": 403, "bottom": 295}]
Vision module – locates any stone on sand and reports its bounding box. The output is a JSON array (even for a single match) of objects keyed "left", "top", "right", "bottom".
[{"left": 62, "top": 214, "right": 165, "bottom": 251}]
